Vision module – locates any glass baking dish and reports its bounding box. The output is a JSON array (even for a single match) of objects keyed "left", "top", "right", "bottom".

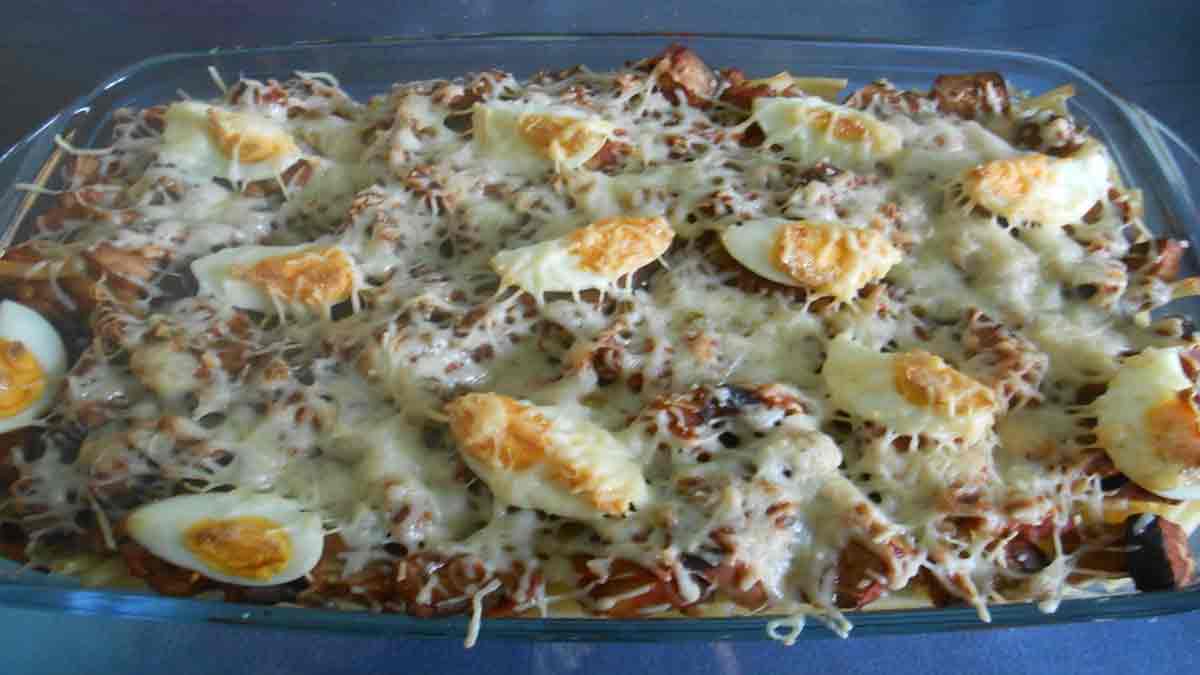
[{"left": 1, "top": 33, "right": 1198, "bottom": 642}]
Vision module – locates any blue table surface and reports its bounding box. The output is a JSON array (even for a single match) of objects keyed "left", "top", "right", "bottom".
[{"left": 2, "top": 2, "right": 1198, "bottom": 673}]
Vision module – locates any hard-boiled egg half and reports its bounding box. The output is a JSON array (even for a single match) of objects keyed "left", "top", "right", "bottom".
[
  {"left": 126, "top": 492, "right": 324, "bottom": 586},
  {"left": 955, "top": 142, "right": 1110, "bottom": 227},
  {"left": 1095, "top": 347, "right": 1200, "bottom": 500},
  {"left": 160, "top": 101, "right": 303, "bottom": 184},
  {"left": 823, "top": 334, "right": 997, "bottom": 445},
  {"left": 191, "top": 244, "right": 362, "bottom": 316},
  {"left": 445, "top": 392, "right": 649, "bottom": 520},
  {"left": 720, "top": 219, "right": 901, "bottom": 301},
  {"left": 473, "top": 101, "right": 615, "bottom": 171},
  {"left": 491, "top": 216, "right": 674, "bottom": 298},
  {"left": 752, "top": 96, "right": 903, "bottom": 168},
  {"left": 0, "top": 300, "right": 67, "bottom": 433}
]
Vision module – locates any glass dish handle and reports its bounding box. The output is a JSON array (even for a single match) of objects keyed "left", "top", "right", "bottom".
[{"left": 1124, "top": 102, "right": 1200, "bottom": 222}]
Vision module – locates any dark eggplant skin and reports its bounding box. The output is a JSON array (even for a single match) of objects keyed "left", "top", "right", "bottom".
[{"left": 1124, "top": 514, "right": 1197, "bottom": 592}]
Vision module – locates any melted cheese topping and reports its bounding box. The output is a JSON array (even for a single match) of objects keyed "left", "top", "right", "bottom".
[{"left": 8, "top": 58, "right": 1194, "bottom": 631}]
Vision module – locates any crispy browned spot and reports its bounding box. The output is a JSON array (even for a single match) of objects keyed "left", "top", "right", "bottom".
[
  {"left": 1122, "top": 238, "right": 1187, "bottom": 281},
  {"left": 931, "top": 72, "right": 1008, "bottom": 119},
  {"left": 834, "top": 540, "right": 888, "bottom": 609},
  {"left": 844, "top": 81, "right": 923, "bottom": 113},
  {"left": 638, "top": 45, "right": 717, "bottom": 107}
]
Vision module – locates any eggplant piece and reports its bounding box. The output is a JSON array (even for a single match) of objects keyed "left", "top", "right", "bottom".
[
  {"left": 1006, "top": 535, "right": 1050, "bottom": 574},
  {"left": 1124, "top": 514, "right": 1197, "bottom": 591}
]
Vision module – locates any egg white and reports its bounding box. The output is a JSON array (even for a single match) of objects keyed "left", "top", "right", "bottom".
[
  {"left": 473, "top": 101, "right": 614, "bottom": 171},
  {"left": 1095, "top": 347, "right": 1200, "bottom": 500},
  {"left": 191, "top": 243, "right": 360, "bottom": 315},
  {"left": 822, "top": 334, "right": 996, "bottom": 445},
  {"left": 958, "top": 142, "right": 1110, "bottom": 227},
  {"left": 0, "top": 301, "right": 67, "bottom": 433},
  {"left": 752, "top": 96, "right": 903, "bottom": 168},
  {"left": 126, "top": 491, "right": 325, "bottom": 587},
  {"left": 446, "top": 394, "right": 648, "bottom": 521},
  {"left": 720, "top": 219, "right": 901, "bottom": 300},
  {"left": 720, "top": 218, "right": 797, "bottom": 287},
  {"left": 491, "top": 237, "right": 614, "bottom": 298},
  {"left": 491, "top": 218, "right": 671, "bottom": 298},
  {"left": 160, "top": 101, "right": 303, "bottom": 184}
]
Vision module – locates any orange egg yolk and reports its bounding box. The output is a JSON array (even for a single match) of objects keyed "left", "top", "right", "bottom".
[
  {"left": 183, "top": 515, "right": 292, "bottom": 581},
  {"left": 1145, "top": 391, "right": 1200, "bottom": 468},
  {"left": 566, "top": 216, "right": 675, "bottom": 278},
  {"left": 0, "top": 339, "right": 45, "bottom": 419},
  {"left": 801, "top": 109, "right": 868, "bottom": 142},
  {"left": 964, "top": 154, "right": 1051, "bottom": 205},
  {"left": 771, "top": 221, "right": 854, "bottom": 288},
  {"left": 232, "top": 247, "right": 355, "bottom": 308},
  {"left": 893, "top": 350, "right": 995, "bottom": 416},
  {"left": 516, "top": 113, "right": 605, "bottom": 161},
  {"left": 206, "top": 109, "right": 296, "bottom": 164}
]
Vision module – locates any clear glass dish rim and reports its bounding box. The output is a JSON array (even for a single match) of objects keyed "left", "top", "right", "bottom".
[
  {"left": 1, "top": 32, "right": 1198, "bottom": 642},
  {"left": 0, "top": 30, "right": 1185, "bottom": 165}
]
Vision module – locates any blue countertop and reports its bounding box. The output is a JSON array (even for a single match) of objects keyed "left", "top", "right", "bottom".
[{"left": 2, "top": 2, "right": 1199, "bottom": 673}]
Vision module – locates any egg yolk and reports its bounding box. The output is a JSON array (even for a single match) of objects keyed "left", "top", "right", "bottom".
[
  {"left": 232, "top": 247, "right": 355, "bottom": 308},
  {"left": 516, "top": 113, "right": 606, "bottom": 161},
  {"left": 0, "top": 339, "right": 45, "bottom": 419},
  {"left": 893, "top": 350, "right": 995, "bottom": 417},
  {"left": 447, "top": 393, "right": 550, "bottom": 472},
  {"left": 800, "top": 108, "right": 868, "bottom": 143},
  {"left": 183, "top": 515, "right": 292, "bottom": 581},
  {"left": 206, "top": 109, "right": 296, "bottom": 164},
  {"left": 566, "top": 216, "right": 675, "bottom": 278},
  {"left": 445, "top": 393, "right": 637, "bottom": 516},
  {"left": 964, "top": 154, "right": 1051, "bottom": 206},
  {"left": 1145, "top": 391, "right": 1200, "bottom": 468},
  {"left": 771, "top": 221, "right": 854, "bottom": 288}
]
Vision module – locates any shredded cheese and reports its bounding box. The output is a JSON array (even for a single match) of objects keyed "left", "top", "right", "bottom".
[{"left": 3, "top": 48, "right": 1195, "bottom": 642}]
